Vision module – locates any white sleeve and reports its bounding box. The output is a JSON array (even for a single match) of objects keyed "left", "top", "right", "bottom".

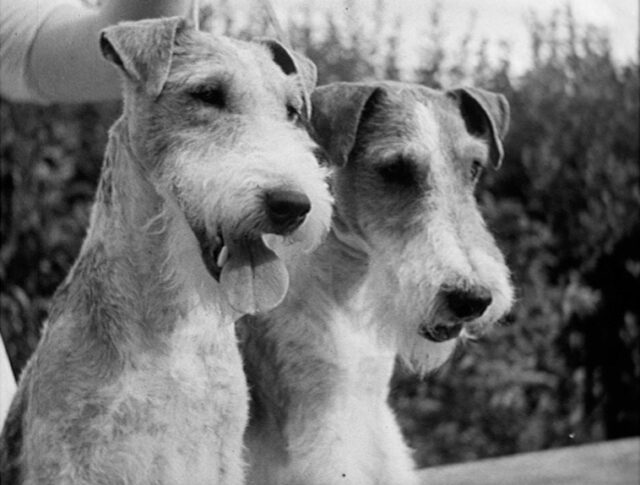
[
  {"left": 0, "top": 337, "right": 16, "bottom": 427},
  {"left": 0, "top": 0, "right": 86, "bottom": 103}
]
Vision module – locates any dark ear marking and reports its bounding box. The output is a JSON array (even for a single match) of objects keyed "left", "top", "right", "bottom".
[
  {"left": 99, "top": 16, "right": 187, "bottom": 98},
  {"left": 257, "top": 39, "right": 317, "bottom": 118},
  {"left": 99, "top": 34, "right": 126, "bottom": 72},
  {"left": 311, "top": 83, "right": 384, "bottom": 167},
  {"left": 259, "top": 39, "right": 297, "bottom": 75},
  {"left": 448, "top": 87, "right": 510, "bottom": 168}
]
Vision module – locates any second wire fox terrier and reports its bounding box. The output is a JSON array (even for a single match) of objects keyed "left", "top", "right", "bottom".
[
  {"left": 0, "top": 17, "right": 332, "bottom": 485},
  {"left": 241, "top": 81, "right": 514, "bottom": 484}
]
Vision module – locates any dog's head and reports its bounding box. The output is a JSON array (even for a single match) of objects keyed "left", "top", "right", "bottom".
[
  {"left": 100, "top": 18, "right": 332, "bottom": 316},
  {"left": 312, "top": 81, "right": 513, "bottom": 374}
]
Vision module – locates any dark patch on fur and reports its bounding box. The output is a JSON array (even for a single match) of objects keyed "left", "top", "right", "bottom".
[
  {"left": 191, "top": 225, "right": 221, "bottom": 282},
  {"left": 240, "top": 316, "right": 291, "bottom": 432}
]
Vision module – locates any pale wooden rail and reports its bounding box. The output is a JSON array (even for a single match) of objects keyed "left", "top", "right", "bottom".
[{"left": 419, "top": 438, "right": 639, "bottom": 485}]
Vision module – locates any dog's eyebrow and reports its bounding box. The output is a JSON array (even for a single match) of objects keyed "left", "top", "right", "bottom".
[
  {"left": 187, "top": 70, "right": 234, "bottom": 88},
  {"left": 165, "top": 62, "right": 233, "bottom": 87}
]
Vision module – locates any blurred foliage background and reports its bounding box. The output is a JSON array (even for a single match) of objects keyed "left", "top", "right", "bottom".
[{"left": 1, "top": 1, "right": 638, "bottom": 468}]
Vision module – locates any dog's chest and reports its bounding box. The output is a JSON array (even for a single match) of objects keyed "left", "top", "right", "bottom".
[
  {"left": 106, "top": 307, "right": 247, "bottom": 482},
  {"left": 331, "top": 308, "right": 396, "bottom": 396}
]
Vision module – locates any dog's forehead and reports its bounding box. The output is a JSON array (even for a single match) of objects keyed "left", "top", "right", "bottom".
[
  {"left": 168, "top": 32, "right": 292, "bottom": 91},
  {"left": 414, "top": 97, "right": 477, "bottom": 151},
  {"left": 414, "top": 102, "right": 489, "bottom": 172},
  {"left": 395, "top": 84, "right": 489, "bottom": 160},
  {"left": 400, "top": 87, "right": 467, "bottom": 136},
  {"left": 369, "top": 84, "right": 487, "bottom": 160}
]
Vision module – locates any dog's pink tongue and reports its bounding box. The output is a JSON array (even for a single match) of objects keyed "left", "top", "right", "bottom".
[{"left": 220, "top": 238, "right": 289, "bottom": 315}]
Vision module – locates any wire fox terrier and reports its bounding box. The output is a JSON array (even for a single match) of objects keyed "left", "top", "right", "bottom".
[
  {"left": 240, "top": 81, "right": 514, "bottom": 484},
  {"left": 0, "top": 17, "right": 332, "bottom": 485}
]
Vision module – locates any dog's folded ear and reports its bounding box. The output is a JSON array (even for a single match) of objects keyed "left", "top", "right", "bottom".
[
  {"left": 311, "top": 83, "right": 383, "bottom": 166},
  {"left": 290, "top": 52, "right": 317, "bottom": 103},
  {"left": 258, "top": 39, "right": 317, "bottom": 118},
  {"left": 448, "top": 87, "right": 510, "bottom": 169},
  {"left": 100, "top": 16, "right": 187, "bottom": 98}
]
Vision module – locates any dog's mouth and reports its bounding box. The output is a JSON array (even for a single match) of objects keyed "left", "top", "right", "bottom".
[
  {"left": 418, "top": 321, "right": 464, "bottom": 343},
  {"left": 195, "top": 229, "right": 289, "bottom": 315},
  {"left": 197, "top": 230, "right": 226, "bottom": 281}
]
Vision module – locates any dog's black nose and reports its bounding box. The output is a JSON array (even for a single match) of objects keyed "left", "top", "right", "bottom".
[
  {"left": 444, "top": 286, "right": 492, "bottom": 321},
  {"left": 265, "top": 189, "right": 311, "bottom": 234}
]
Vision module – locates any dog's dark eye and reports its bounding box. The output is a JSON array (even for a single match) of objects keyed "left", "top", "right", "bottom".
[
  {"left": 377, "top": 158, "right": 417, "bottom": 187},
  {"left": 286, "top": 104, "right": 302, "bottom": 124},
  {"left": 470, "top": 160, "right": 483, "bottom": 181},
  {"left": 190, "top": 86, "right": 226, "bottom": 108}
]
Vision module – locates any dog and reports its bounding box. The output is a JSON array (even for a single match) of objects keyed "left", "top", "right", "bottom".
[
  {"left": 240, "top": 81, "right": 514, "bottom": 484},
  {"left": 0, "top": 17, "right": 332, "bottom": 484}
]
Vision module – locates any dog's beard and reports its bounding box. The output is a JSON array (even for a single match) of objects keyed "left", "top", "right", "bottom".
[
  {"left": 379, "top": 310, "right": 460, "bottom": 377},
  {"left": 362, "top": 264, "right": 460, "bottom": 376}
]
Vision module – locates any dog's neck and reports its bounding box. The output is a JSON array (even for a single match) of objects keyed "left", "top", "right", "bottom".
[
  {"left": 316, "top": 226, "right": 370, "bottom": 307},
  {"left": 63, "top": 119, "right": 226, "bottom": 339},
  {"left": 89, "top": 119, "right": 163, "bottom": 252},
  {"left": 243, "top": 223, "right": 397, "bottom": 474},
  {"left": 242, "top": 214, "right": 393, "bottom": 437}
]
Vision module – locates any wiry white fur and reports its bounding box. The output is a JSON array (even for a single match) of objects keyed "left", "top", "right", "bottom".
[
  {"left": 35, "top": 303, "right": 245, "bottom": 484},
  {"left": 366, "top": 104, "right": 513, "bottom": 376},
  {"left": 242, "top": 88, "right": 513, "bottom": 485},
  {"left": 149, "top": 191, "right": 220, "bottom": 309},
  {"left": 2, "top": 23, "right": 333, "bottom": 484},
  {"left": 462, "top": 246, "right": 515, "bottom": 337},
  {"left": 165, "top": 118, "right": 332, "bottom": 256},
  {"left": 244, "top": 285, "right": 420, "bottom": 485}
]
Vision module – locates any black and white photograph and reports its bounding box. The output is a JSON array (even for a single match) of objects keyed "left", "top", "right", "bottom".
[{"left": 0, "top": 1, "right": 638, "bottom": 483}]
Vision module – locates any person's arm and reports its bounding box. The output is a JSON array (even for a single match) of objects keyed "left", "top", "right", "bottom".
[
  {"left": 29, "top": 0, "right": 193, "bottom": 103},
  {"left": 0, "top": 337, "right": 16, "bottom": 426}
]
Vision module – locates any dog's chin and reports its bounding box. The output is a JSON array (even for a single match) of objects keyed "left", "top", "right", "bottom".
[{"left": 418, "top": 320, "right": 464, "bottom": 343}]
